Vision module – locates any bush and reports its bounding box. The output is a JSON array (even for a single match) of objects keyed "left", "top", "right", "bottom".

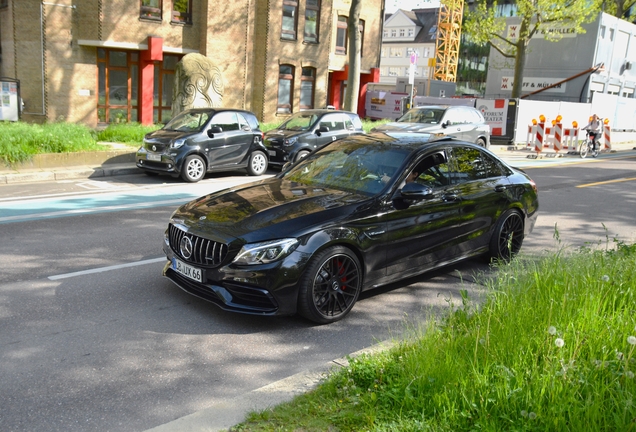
[{"left": 96, "top": 122, "right": 162, "bottom": 145}]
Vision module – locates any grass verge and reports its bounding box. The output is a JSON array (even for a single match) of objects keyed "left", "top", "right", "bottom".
[
  {"left": 96, "top": 122, "right": 162, "bottom": 145},
  {"left": 0, "top": 122, "right": 106, "bottom": 165},
  {"left": 232, "top": 240, "right": 636, "bottom": 431}
]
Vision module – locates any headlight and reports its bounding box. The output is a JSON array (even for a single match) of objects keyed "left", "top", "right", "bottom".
[
  {"left": 171, "top": 138, "right": 186, "bottom": 149},
  {"left": 284, "top": 137, "right": 298, "bottom": 147},
  {"left": 233, "top": 238, "right": 299, "bottom": 265}
]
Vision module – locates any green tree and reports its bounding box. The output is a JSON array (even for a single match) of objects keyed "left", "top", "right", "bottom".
[
  {"left": 603, "top": 0, "right": 636, "bottom": 20},
  {"left": 343, "top": 0, "right": 363, "bottom": 112},
  {"left": 464, "top": 0, "right": 601, "bottom": 97}
]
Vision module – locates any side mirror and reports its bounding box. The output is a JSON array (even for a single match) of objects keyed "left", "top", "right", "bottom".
[
  {"left": 318, "top": 125, "right": 330, "bottom": 133},
  {"left": 400, "top": 182, "right": 434, "bottom": 200},
  {"left": 441, "top": 121, "right": 450, "bottom": 129},
  {"left": 207, "top": 126, "right": 223, "bottom": 138}
]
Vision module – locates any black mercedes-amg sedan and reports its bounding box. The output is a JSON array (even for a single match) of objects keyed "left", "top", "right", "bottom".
[{"left": 161, "top": 132, "right": 539, "bottom": 324}]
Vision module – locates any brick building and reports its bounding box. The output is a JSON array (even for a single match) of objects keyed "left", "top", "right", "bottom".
[{"left": 0, "top": 0, "right": 383, "bottom": 127}]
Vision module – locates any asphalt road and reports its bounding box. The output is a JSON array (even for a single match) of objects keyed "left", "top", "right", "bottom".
[{"left": 1, "top": 152, "right": 635, "bottom": 432}]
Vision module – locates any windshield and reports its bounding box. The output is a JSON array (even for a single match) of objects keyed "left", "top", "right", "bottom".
[
  {"left": 277, "top": 113, "right": 319, "bottom": 131},
  {"left": 164, "top": 111, "right": 211, "bottom": 132},
  {"left": 280, "top": 140, "right": 410, "bottom": 195},
  {"left": 397, "top": 108, "right": 445, "bottom": 125}
]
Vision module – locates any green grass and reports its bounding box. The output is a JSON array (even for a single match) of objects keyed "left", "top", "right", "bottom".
[
  {"left": 232, "top": 239, "right": 636, "bottom": 431},
  {"left": 0, "top": 121, "right": 106, "bottom": 165},
  {"left": 96, "top": 122, "right": 162, "bottom": 145}
]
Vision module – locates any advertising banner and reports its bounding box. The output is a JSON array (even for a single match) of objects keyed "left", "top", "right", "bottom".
[{"left": 477, "top": 99, "right": 508, "bottom": 136}]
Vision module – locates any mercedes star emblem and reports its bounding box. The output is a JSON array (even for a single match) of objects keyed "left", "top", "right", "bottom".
[
  {"left": 152, "top": 145, "right": 157, "bottom": 152},
  {"left": 179, "top": 236, "right": 193, "bottom": 259}
]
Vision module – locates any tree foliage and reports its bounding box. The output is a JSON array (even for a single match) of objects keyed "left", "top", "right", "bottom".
[
  {"left": 464, "top": 0, "right": 601, "bottom": 97},
  {"left": 602, "top": 0, "right": 636, "bottom": 20}
]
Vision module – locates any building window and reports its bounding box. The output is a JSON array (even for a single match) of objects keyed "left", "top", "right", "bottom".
[
  {"left": 408, "top": 28, "right": 414, "bottom": 37},
  {"left": 282, "top": 0, "right": 298, "bottom": 40},
  {"left": 304, "top": 0, "right": 320, "bottom": 43},
  {"left": 277, "top": 65, "right": 294, "bottom": 113},
  {"left": 0, "top": 0, "right": 7, "bottom": 9},
  {"left": 359, "top": 19, "right": 365, "bottom": 57},
  {"left": 140, "top": 0, "right": 162, "bottom": 20},
  {"left": 300, "top": 67, "right": 316, "bottom": 110},
  {"left": 172, "top": 0, "right": 192, "bottom": 24},
  {"left": 391, "top": 29, "right": 396, "bottom": 37},
  {"left": 399, "top": 29, "right": 405, "bottom": 37},
  {"left": 388, "top": 67, "right": 399, "bottom": 76},
  {"left": 336, "top": 16, "right": 348, "bottom": 55},
  {"left": 389, "top": 47, "right": 403, "bottom": 57},
  {"left": 153, "top": 55, "right": 181, "bottom": 123},
  {"left": 97, "top": 49, "right": 139, "bottom": 123},
  {"left": 383, "top": 30, "right": 388, "bottom": 38}
]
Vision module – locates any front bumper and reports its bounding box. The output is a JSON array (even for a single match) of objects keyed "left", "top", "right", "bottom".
[
  {"left": 136, "top": 147, "right": 180, "bottom": 174},
  {"left": 162, "top": 240, "right": 302, "bottom": 316}
]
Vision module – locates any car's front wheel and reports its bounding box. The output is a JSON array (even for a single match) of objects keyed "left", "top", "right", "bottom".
[
  {"left": 247, "top": 151, "right": 268, "bottom": 176},
  {"left": 476, "top": 137, "right": 487, "bottom": 147},
  {"left": 181, "top": 155, "right": 206, "bottom": 182},
  {"left": 295, "top": 150, "right": 310, "bottom": 162},
  {"left": 297, "top": 246, "right": 362, "bottom": 324},
  {"left": 488, "top": 209, "right": 524, "bottom": 262}
]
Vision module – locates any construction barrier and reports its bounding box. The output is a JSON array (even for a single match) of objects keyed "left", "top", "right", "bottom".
[
  {"left": 603, "top": 120, "right": 611, "bottom": 150},
  {"left": 534, "top": 121, "right": 545, "bottom": 153},
  {"left": 552, "top": 122, "right": 563, "bottom": 152},
  {"left": 563, "top": 128, "right": 579, "bottom": 151}
]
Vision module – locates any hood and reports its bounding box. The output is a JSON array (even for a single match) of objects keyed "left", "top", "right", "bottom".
[
  {"left": 144, "top": 129, "right": 195, "bottom": 143},
  {"left": 264, "top": 129, "right": 308, "bottom": 143},
  {"left": 373, "top": 122, "right": 443, "bottom": 134},
  {"left": 171, "top": 177, "right": 368, "bottom": 244}
]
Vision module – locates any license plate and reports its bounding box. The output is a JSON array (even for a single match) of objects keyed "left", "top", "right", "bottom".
[
  {"left": 268, "top": 150, "right": 276, "bottom": 157},
  {"left": 172, "top": 258, "right": 202, "bottom": 282},
  {"left": 147, "top": 153, "right": 162, "bottom": 162}
]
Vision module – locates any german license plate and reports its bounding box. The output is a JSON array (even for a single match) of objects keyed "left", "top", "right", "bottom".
[
  {"left": 172, "top": 258, "right": 202, "bottom": 282},
  {"left": 268, "top": 150, "right": 276, "bottom": 157},
  {"left": 147, "top": 153, "right": 162, "bottom": 162}
]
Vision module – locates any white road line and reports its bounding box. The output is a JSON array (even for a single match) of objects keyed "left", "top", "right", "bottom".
[{"left": 49, "top": 257, "right": 167, "bottom": 280}]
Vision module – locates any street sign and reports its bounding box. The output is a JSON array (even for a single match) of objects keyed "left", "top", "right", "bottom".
[{"left": 410, "top": 52, "right": 417, "bottom": 65}]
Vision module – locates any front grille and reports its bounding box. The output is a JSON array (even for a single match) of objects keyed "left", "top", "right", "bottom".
[
  {"left": 224, "top": 283, "right": 278, "bottom": 310},
  {"left": 142, "top": 160, "right": 168, "bottom": 169},
  {"left": 169, "top": 223, "right": 228, "bottom": 267}
]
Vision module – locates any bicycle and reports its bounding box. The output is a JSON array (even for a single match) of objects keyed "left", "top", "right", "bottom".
[{"left": 579, "top": 129, "right": 600, "bottom": 159}]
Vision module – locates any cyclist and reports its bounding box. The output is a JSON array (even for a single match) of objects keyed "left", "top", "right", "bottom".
[{"left": 583, "top": 114, "right": 602, "bottom": 151}]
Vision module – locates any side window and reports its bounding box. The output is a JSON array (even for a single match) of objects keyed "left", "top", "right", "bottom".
[
  {"left": 414, "top": 151, "right": 451, "bottom": 188},
  {"left": 343, "top": 116, "right": 354, "bottom": 130},
  {"left": 451, "top": 147, "right": 503, "bottom": 182},
  {"left": 237, "top": 113, "right": 250, "bottom": 131},
  {"left": 304, "top": 0, "right": 320, "bottom": 43},
  {"left": 210, "top": 112, "right": 239, "bottom": 132},
  {"left": 320, "top": 115, "right": 345, "bottom": 131},
  {"left": 140, "top": 0, "right": 162, "bottom": 20}
]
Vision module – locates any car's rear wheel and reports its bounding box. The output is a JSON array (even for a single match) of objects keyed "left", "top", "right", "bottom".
[
  {"left": 476, "top": 137, "right": 487, "bottom": 147},
  {"left": 181, "top": 155, "right": 206, "bottom": 182},
  {"left": 488, "top": 209, "right": 524, "bottom": 262},
  {"left": 297, "top": 246, "right": 362, "bottom": 324},
  {"left": 247, "top": 151, "right": 267, "bottom": 176},
  {"left": 295, "top": 150, "right": 310, "bottom": 162}
]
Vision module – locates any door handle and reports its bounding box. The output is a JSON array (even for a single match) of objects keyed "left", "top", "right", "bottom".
[{"left": 495, "top": 185, "right": 507, "bottom": 193}]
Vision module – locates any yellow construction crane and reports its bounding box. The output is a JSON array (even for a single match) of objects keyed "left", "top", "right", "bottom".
[{"left": 434, "top": 0, "right": 464, "bottom": 82}]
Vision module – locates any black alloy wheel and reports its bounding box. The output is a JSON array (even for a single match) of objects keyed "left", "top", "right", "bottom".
[
  {"left": 181, "top": 155, "right": 206, "bottom": 182},
  {"left": 488, "top": 209, "right": 524, "bottom": 262},
  {"left": 298, "top": 246, "right": 362, "bottom": 324}
]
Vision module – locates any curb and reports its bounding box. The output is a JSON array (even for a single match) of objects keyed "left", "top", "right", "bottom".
[
  {"left": 0, "top": 164, "right": 140, "bottom": 185},
  {"left": 144, "top": 340, "right": 394, "bottom": 432}
]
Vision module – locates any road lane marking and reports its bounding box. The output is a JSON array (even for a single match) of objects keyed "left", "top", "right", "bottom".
[
  {"left": 577, "top": 177, "right": 636, "bottom": 188},
  {"left": 49, "top": 257, "right": 166, "bottom": 280}
]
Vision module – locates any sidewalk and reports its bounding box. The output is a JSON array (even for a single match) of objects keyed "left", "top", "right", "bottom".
[{"left": 1, "top": 140, "right": 635, "bottom": 185}]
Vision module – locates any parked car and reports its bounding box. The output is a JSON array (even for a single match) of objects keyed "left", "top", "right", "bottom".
[
  {"left": 371, "top": 105, "right": 491, "bottom": 148},
  {"left": 264, "top": 109, "right": 364, "bottom": 168},
  {"left": 136, "top": 108, "right": 268, "bottom": 182},
  {"left": 161, "top": 132, "right": 538, "bottom": 323}
]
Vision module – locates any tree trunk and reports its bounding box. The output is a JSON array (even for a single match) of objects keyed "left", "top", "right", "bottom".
[
  {"left": 511, "top": 18, "right": 530, "bottom": 98},
  {"left": 344, "top": 0, "right": 362, "bottom": 113}
]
